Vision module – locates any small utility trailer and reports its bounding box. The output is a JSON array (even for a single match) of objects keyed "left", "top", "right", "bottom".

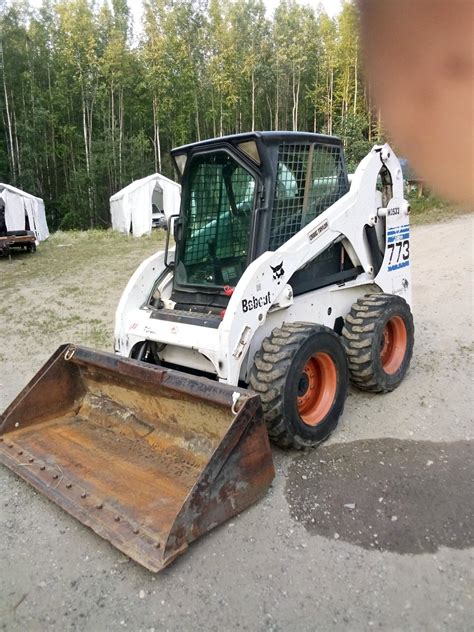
[{"left": 0, "top": 230, "right": 37, "bottom": 260}]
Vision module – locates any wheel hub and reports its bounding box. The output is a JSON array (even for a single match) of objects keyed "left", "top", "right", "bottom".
[
  {"left": 298, "top": 372, "right": 310, "bottom": 397},
  {"left": 297, "top": 352, "right": 337, "bottom": 426},
  {"left": 380, "top": 315, "right": 408, "bottom": 375}
]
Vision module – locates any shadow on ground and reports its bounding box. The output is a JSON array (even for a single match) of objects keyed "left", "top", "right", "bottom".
[{"left": 285, "top": 439, "right": 474, "bottom": 554}]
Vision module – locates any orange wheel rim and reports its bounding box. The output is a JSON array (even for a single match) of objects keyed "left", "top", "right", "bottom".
[
  {"left": 297, "top": 352, "right": 337, "bottom": 426},
  {"left": 380, "top": 315, "right": 407, "bottom": 374}
]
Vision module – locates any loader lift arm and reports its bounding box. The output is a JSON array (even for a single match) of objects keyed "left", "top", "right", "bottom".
[{"left": 218, "top": 144, "right": 408, "bottom": 384}]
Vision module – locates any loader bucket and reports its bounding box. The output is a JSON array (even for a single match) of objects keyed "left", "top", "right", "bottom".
[{"left": 0, "top": 345, "right": 274, "bottom": 572}]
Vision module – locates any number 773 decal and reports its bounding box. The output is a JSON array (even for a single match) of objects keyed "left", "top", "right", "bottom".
[{"left": 387, "top": 224, "right": 410, "bottom": 271}]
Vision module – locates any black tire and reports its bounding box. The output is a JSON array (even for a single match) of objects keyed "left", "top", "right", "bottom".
[
  {"left": 249, "top": 322, "right": 349, "bottom": 449},
  {"left": 342, "top": 293, "right": 414, "bottom": 393}
]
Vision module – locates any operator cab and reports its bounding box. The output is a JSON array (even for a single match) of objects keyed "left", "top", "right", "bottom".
[{"left": 164, "top": 132, "right": 353, "bottom": 311}]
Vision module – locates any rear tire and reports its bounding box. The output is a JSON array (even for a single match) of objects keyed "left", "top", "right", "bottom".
[
  {"left": 342, "top": 293, "right": 414, "bottom": 393},
  {"left": 249, "top": 322, "right": 349, "bottom": 449}
]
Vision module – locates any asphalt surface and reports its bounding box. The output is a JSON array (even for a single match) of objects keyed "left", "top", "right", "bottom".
[{"left": 0, "top": 215, "right": 473, "bottom": 631}]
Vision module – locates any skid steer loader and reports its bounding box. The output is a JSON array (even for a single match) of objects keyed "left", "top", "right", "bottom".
[{"left": 0, "top": 132, "right": 414, "bottom": 572}]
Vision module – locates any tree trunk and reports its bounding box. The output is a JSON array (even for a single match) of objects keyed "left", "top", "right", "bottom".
[
  {"left": 118, "top": 87, "right": 124, "bottom": 183},
  {"left": 156, "top": 119, "right": 162, "bottom": 173},
  {"left": 13, "top": 104, "right": 21, "bottom": 179},
  {"left": 377, "top": 108, "right": 382, "bottom": 142},
  {"left": 81, "top": 83, "right": 94, "bottom": 228},
  {"left": 275, "top": 75, "right": 279, "bottom": 130},
  {"left": 47, "top": 62, "right": 58, "bottom": 195},
  {"left": 353, "top": 49, "right": 358, "bottom": 114},
  {"left": 251, "top": 70, "right": 255, "bottom": 132},
  {"left": 111, "top": 84, "right": 116, "bottom": 190},
  {"left": 366, "top": 83, "right": 372, "bottom": 142},
  {"left": 1, "top": 42, "right": 16, "bottom": 181},
  {"left": 328, "top": 67, "right": 334, "bottom": 135},
  {"left": 152, "top": 96, "right": 162, "bottom": 173},
  {"left": 266, "top": 93, "right": 273, "bottom": 131},
  {"left": 326, "top": 66, "right": 334, "bottom": 135},
  {"left": 194, "top": 92, "right": 201, "bottom": 141},
  {"left": 211, "top": 89, "right": 216, "bottom": 138},
  {"left": 312, "top": 68, "right": 319, "bottom": 133},
  {"left": 292, "top": 65, "right": 300, "bottom": 131},
  {"left": 219, "top": 95, "right": 223, "bottom": 136}
]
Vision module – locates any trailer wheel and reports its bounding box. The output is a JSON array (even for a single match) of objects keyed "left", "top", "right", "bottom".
[
  {"left": 342, "top": 293, "right": 414, "bottom": 393},
  {"left": 249, "top": 323, "right": 349, "bottom": 449}
]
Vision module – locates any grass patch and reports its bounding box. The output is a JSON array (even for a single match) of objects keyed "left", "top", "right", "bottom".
[
  {"left": 0, "top": 228, "right": 166, "bottom": 285},
  {"left": 0, "top": 228, "right": 167, "bottom": 356},
  {"left": 408, "top": 191, "right": 472, "bottom": 225},
  {"left": 14, "top": 307, "right": 112, "bottom": 350}
]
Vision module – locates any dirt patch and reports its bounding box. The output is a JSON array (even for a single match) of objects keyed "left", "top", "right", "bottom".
[
  {"left": 286, "top": 438, "right": 474, "bottom": 553},
  {"left": 0, "top": 216, "right": 472, "bottom": 631},
  {"left": 0, "top": 230, "right": 164, "bottom": 408}
]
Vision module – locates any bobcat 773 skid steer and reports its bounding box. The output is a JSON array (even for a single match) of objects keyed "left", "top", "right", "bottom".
[{"left": 0, "top": 132, "right": 414, "bottom": 571}]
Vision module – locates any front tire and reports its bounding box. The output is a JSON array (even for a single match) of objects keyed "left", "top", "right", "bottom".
[
  {"left": 249, "top": 323, "right": 349, "bottom": 449},
  {"left": 342, "top": 293, "right": 414, "bottom": 392}
]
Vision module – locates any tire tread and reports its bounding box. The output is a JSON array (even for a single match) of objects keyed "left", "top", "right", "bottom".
[
  {"left": 342, "top": 293, "right": 414, "bottom": 393},
  {"left": 249, "top": 322, "right": 346, "bottom": 449}
]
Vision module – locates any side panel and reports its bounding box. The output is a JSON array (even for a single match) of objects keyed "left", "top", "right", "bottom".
[
  {"left": 114, "top": 250, "right": 171, "bottom": 355},
  {"left": 374, "top": 205, "right": 412, "bottom": 306},
  {"left": 240, "top": 281, "right": 381, "bottom": 382}
]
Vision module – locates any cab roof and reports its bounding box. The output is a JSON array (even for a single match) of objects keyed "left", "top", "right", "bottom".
[{"left": 171, "top": 131, "right": 343, "bottom": 156}]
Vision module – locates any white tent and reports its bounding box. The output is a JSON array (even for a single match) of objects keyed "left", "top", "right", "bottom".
[
  {"left": 110, "top": 173, "right": 181, "bottom": 237},
  {"left": 0, "top": 183, "right": 49, "bottom": 242}
]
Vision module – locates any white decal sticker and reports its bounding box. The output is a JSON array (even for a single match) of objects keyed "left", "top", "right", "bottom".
[{"left": 308, "top": 219, "right": 329, "bottom": 242}]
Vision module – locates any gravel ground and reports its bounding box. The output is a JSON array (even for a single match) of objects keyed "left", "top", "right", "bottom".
[{"left": 0, "top": 215, "right": 473, "bottom": 631}]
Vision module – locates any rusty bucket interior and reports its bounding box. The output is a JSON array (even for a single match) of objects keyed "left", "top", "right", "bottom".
[{"left": 0, "top": 345, "right": 274, "bottom": 572}]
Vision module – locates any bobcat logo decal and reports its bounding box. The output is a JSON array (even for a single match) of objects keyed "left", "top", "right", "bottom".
[{"left": 271, "top": 261, "right": 285, "bottom": 284}]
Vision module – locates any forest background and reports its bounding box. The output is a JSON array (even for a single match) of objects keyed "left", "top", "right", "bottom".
[{"left": 0, "top": 0, "right": 383, "bottom": 231}]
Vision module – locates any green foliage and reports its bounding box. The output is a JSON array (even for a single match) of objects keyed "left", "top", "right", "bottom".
[
  {"left": 405, "top": 190, "right": 463, "bottom": 225},
  {"left": 334, "top": 112, "right": 372, "bottom": 172},
  {"left": 407, "top": 190, "right": 447, "bottom": 213},
  {"left": 0, "top": 0, "right": 376, "bottom": 230}
]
